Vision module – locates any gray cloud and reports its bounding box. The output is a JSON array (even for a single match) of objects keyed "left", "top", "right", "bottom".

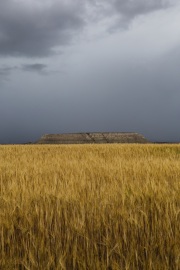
[
  {"left": 0, "top": 0, "right": 175, "bottom": 58},
  {"left": 112, "top": 0, "right": 174, "bottom": 28},
  {"left": 0, "top": 65, "right": 17, "bottom": 81},
  {"left": 87, "top": 0, "right": 175, "bottom": 30},
  {"left": 113, "top": 0, "right": 172, "bottom": 16},
  {"left": 0, "top": 65, "right": 16, "bottom": 75},
  {"left": 0, "top": 63, "right": 48, "bottom": 78},
  {"left": 88, "top": 0, "right": 173, "bottom": 17},
  {"left": 0, "top": 66, "right": 12, "bottom": 76},
  {"left": 22, "top": 63, "right": 47, "bottom": 74},
  {"left": 0, "top": 0, "right": 85, "bottom": 57}
]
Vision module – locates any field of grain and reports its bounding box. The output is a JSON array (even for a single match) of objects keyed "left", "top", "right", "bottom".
[{"left": 0, "top": 144, "right": 179, "bottom": 269}]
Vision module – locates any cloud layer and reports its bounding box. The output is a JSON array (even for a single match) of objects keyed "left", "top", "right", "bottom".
[
  {"left": 0, "top": 0, "right": 85, "bottom": 57},
  {"left": 0, "top": 0, "right": 174, "bottom": 57}
]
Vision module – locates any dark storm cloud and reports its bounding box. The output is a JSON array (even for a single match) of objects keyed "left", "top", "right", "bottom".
[
  {"left": 0, "top": 0, "right": 174, "bottom": 58},
  {"left": 0, "top": 0, "right": 85, "bottom": 57}
]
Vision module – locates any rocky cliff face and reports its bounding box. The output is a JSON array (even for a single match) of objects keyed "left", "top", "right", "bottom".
[{"left": 37, "top": 132, "right": 149, "bottom": 144}]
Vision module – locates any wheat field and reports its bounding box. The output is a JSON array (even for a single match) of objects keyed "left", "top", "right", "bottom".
[{"left": 0, "top": 144, "right": 179, "bottom": 269}]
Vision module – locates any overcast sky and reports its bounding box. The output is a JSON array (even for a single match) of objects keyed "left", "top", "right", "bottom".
[{"left": 0, "top": 0, "right": 180, "bottom": 143}]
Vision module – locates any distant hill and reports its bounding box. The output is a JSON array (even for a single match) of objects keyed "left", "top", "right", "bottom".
[{"left": 36, "top": 132, "right": 149, "bottom": 144}]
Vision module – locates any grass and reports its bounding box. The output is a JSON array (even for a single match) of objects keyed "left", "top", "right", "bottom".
[{"left": 0, "top": 144, "right": 179, "bottom": 269}]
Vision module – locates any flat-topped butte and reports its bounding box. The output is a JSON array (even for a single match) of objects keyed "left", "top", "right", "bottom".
[{"left": 37, "top": 132, "right": 149, "bottom": 144}]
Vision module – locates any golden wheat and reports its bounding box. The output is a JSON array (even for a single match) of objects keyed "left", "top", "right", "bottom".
[{"left": 0, "top": 144, "right": 179, "bottom": 269}]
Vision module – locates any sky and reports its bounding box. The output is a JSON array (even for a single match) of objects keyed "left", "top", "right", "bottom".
[{"left": 0, "top": 0, "right": 180, "bottom": 143}]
